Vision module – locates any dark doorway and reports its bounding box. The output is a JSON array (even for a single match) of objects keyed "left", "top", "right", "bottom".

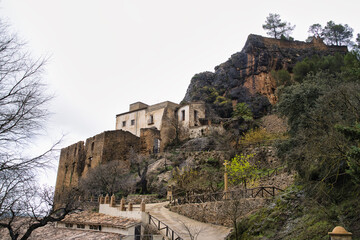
[{"left": 134, "top": 225, "right": 141, "bottom": 240}]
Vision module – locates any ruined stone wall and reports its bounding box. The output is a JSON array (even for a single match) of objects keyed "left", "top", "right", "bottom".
[
  {"left": 140, "top": 128, "right": 161, "bottom": 155},
  {"left": 262, "top": 36, "right": 347, "bottom": 52},
  {"left": 54, "top": 141, "right": 86, "bottom": 201},
  {"left": 82, "top": 132, "right": 105, "bottom": 177},
  {"left": 188, "top": 125, "right": 225, "bottom": 139},
  {"left": 101, "top": 130, "right": 139, "bottom": 165},
  {"left": 54, "top": 130, "right": 140, "bottom": 204},
  {"left": 189, "top": 102, "right": 206, "bottom": 127},
  {"left": 159, "top": 103, "right": 178, "bottom": 150},
  {"left": 177, "top": 102, "right": 206, "bottom": 140}
]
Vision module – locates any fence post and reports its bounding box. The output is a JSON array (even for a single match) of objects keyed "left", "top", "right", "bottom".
[
  {"left": 140, "top": 200, "right": 146, "bottom": 212},
  {"left": 99, "top": 195, "right": 104, "bottom": 204},
  {"left": 104, "top": 194, "right": 109, "bottom": 204},
  {"left": 110, "top": 194, "right": 116, "bottom": 207},
  {"left": 128, "top": 201, "right": 133, "bottom": 211},
  {"left": 328, "top": 226, "right": 352, "bottom": 240},
  {"left": 167, "top": 186, "right": 173, "bottom": 201},
  {"left": 120, "top": 198, "right": 126, "bottom": 211}
]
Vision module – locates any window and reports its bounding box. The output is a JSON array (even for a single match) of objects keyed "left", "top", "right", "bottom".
[
  {"left": 181, "top": 110, "right": 185, "bottom": 121},
  {"left": 148, "top": 115, "right": 154, "bottom": 125},
  {"left": 194, "top": 110, "right": 198, "bottom": 126},
  {"left": 90, "top": 225, "right": 101, "bottom": 231},
  {"left": 77, "top": 224, "right": 85, "bottom": 229},
  {"left": 65, "top": 223, "right": 73, "bottom": 228},
  {"left": 131, "top": 119, "right": 135, "bottom": 125},
  {"left": 91, "top": 142, "right": 95, "bottom": 151},
  {"left": 122, "top": 121, "right": 126, "bottom": 127}
]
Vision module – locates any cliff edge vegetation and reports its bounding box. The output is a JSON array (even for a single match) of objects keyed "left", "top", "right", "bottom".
[
  {"left": 228, "top": 49, "right": 360, "bottom": 239},
  {"left": 183, "top": 34, "right": 347, "bottom": 118}
]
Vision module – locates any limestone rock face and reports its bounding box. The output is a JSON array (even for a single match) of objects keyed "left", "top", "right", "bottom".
[{"left": 183, "top": 34, "right": 347, "bottom": 117}]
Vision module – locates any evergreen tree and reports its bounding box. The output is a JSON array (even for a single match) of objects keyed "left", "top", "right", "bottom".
[
  {"left": 355, "top": 33, "right": 360, "bottom": 49},
  {"left": 262, "top": 13, "right": 295, "bottom": 39},
  {"left": 306, "top": 23, "right": 322, "bottom": 42},
  {"left": 322, "top": 21, "right": 353, "bottom": 46},
  {"left": 336, "top": 124, "right": 360, "bottom": 186},
  {"left": 308, "top": 23, "right": 322, "bottom": 38}
]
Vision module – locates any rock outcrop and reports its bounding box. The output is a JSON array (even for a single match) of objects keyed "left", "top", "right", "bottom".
[{"left": 183, "top": 34, "right": 347, "bottom": 117}]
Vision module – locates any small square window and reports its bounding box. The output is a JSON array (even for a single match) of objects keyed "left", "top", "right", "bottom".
[
  {"left": 65, "top": 223, "right": 73, "bottom": 228},
  {"left": 77, "top": 224, "right": 85, "bottom": 229},
  {"left": 122, "top": 121, "right": 126, "bottom": 127},
  {"left": 131, "top": 119, "right": 135, "bottom": 125},
  {"left": 90, "top": 225, "right": 101, "bottom": 231}
]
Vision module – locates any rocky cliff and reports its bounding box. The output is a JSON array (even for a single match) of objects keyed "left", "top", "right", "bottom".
[{"left": 183, "top": 34, "right": 347, "bottom": 117}]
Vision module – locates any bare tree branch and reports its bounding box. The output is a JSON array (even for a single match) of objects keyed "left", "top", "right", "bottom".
[{"left": 0, "top": 19, "right": 78, "bottom": 240}]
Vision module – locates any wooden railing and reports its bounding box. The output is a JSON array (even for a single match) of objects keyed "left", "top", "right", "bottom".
[
  {"left": 149, "top": 214, "right": 183, "bottom": 240},
  {"left": 253, "top": 167, "right": 286, "bottom": 181},
  {"left": 171, "top": 186, "right": 283, "bottom": 205}
]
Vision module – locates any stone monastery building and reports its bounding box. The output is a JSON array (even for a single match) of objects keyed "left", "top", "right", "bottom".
[
  {"left": 54, "top": 100, "right": 207, "bottom": 202},
  {"left": 115, "top": 101, "right": 206, "bottom": 144}
]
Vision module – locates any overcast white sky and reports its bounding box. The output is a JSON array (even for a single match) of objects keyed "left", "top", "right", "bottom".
[{"left": 1, "top": 0, "right": 359, "bottom": 186}]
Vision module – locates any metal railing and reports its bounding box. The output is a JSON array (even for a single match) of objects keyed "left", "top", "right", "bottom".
[
  {"left": 148, "top": 214, "right": 183, "bottom": 240},
  {"left": 171, "top": 186, "right": 283, "bottom": 205}
]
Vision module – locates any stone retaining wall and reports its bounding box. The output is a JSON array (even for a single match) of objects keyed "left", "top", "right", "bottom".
[
  {"left": 126, "top": 194, "right": 160, "bottom": 204},
  {"left": 169, "top": 198, "right": 268, "bottom": 227}
]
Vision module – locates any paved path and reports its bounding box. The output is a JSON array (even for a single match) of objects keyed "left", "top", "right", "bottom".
[{"left": 146, "top": 202, "right": 231, "bottom": 240}]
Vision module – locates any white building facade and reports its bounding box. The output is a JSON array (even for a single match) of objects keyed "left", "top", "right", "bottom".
[{"left": 115, "top": 101, "right": 207, "bottom": 150}]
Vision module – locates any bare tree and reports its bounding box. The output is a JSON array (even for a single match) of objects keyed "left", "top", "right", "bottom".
[
  {"left": 179, "top": 220, "right": 203, "bottom": 240},
  {"left": 220, "top": 199, "right": 250, "bottom": 240},
  {"left": 0, "top": 179, "right": 82, "bottom": 240},
  {"left": 0, "top": 20, "right": 78, "bottom": 239},
  {"left": 128, "top": 148, "right": 155, "bottom": 194},
  {"left": 79, "top": 160, "right": 135, "bottom": 197}
]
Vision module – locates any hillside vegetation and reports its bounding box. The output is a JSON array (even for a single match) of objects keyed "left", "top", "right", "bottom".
[{"left": 230, "top": 51, "right": 360, "bottom": 239}]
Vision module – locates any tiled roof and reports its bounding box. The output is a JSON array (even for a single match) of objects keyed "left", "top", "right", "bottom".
[
  {"left": 0, "top": 222, "right": 123, "bottom": 240},
  {"left": 61, "top": 211, "right": 141, "bottom": 229}
]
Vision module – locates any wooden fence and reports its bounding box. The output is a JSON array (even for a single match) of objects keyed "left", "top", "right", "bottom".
[{"left": 171, "top": 186, "right": 283, "bottom": 205}]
